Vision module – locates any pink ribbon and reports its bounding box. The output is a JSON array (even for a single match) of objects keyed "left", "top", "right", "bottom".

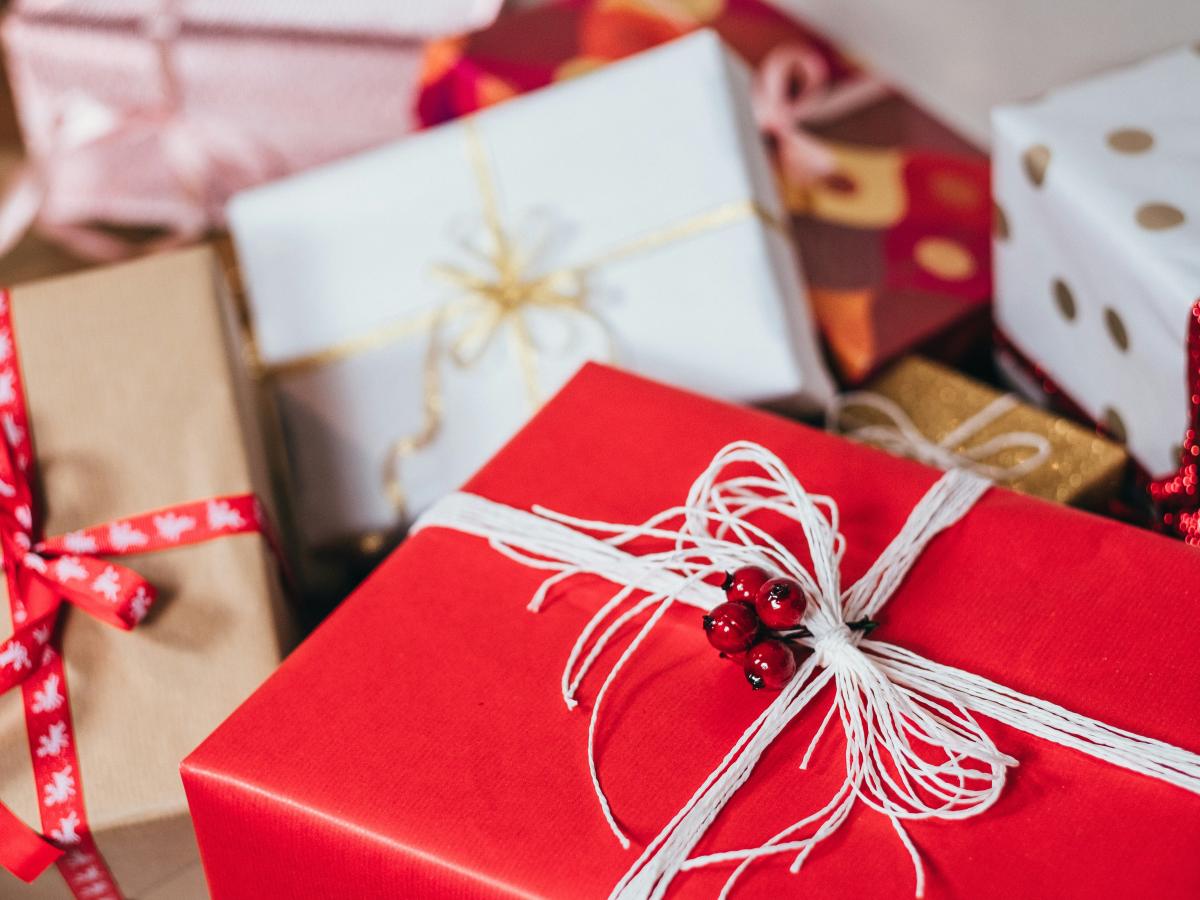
[
  {"left": 752, "top": 43, "right": 890, "bottom": 187},
  {"left": 0, "top": 6, "right": 284, "bottom": 262}
]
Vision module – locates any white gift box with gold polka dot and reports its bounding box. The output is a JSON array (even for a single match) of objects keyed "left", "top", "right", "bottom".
[{"left": 993, "top": 45, "right": 1200, "bottom": 478}]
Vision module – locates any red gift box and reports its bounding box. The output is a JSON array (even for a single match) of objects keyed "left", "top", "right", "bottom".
[
  {"left": 416, "top": 0, "right": 992, "bottom": 384},
  {"left": 183, "top": 364, "right": 1200, "bottom": 898}
]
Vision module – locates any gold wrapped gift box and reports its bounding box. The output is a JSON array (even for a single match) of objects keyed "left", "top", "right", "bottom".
[{"left": 835, "top": 356, "right": 1128, "bottom": 508}]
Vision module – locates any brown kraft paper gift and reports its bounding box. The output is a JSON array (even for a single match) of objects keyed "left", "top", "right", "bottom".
[{"left": 0, "top": 245, "right": 293, "bottom": 898}]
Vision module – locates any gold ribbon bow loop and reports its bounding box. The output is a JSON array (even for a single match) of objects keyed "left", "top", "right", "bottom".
[{"left": 267, "top": 114, "right": 787, "bottom": 529}]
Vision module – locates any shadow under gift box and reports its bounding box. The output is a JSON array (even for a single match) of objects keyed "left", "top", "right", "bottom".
[
  {"left": 183, "top": 363, "right": 1200, "bottom": 899},
  {"left": 230, "top": 30, "right": 835, "bottom": 555},
  {"left": 0, "top": 247, "right": 294, "bottom": 899}
]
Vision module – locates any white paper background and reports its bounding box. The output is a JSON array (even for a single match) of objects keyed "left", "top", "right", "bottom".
[
  {"left": 232, "top": 31, "right": 834, "bottom": 547},
  {"left": 993, "top": 47, "right": 1200, "bottom": 477}
]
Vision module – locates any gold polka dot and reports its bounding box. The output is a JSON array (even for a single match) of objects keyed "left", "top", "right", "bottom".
[
  {"left": 1102, "top": 408, "right": 1127, "bottom": 444},
  {"left": 1022, "top": 144, "right": 1051, "bottom": 187},
  {"left": 1136, "top": 202, "right": 1185, "bottom": 230},
  {"left": 1104, "top": 307, "right": 1129, "bottom": 351},
  {"left": 993, "top": 201, "right": 1010, "bottom": 240},
  {"left": 1052, "top": 278, "right": 1077, "bottom": 321},
  {"left": 1106, "top": 127, "right": 1154, "bottom": 154},
  {"left": 930, "top": 171, "right": 983, "bottom": 212},
  {"left": 913, "top": 237, "right": 977, "bottom": 281}
]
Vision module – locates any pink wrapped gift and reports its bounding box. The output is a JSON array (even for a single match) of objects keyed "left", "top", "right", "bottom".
[
  {"left": 9, "top": 0, "right": 502, "bottom": 39},
  {"left": 0, "top": 1, "right": 501, "bottom": 259}
]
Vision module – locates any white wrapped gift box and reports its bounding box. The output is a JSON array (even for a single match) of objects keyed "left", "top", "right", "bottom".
[
  {"left": 230, "top": 30, "right": 835, "bottom": 549},
  {"left": 993, "top": 46, "right": 1200, "bottom": 478}
]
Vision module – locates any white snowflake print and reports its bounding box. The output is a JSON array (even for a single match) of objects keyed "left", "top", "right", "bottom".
[
  {"left": 31, "top": 672, "right": 63, "bottom": 713},
  {"left": 0, "top": 328, "right": 12, "bottom": 363},
  {"left": 15, "top": 503, "right": 31, "bottom": 530},
  {"left": 153, "top": 511, "right": 196, "bottom": 541},
  {"left": 74, "top": 864, "right": 104, "bottom": 883},
  {"left": 206, "top": 499, "right": 245, "bottom": 531},
  {"left": 11, "top": 605, "right": 25, "bottom": 624},
  {"left": 0, "top": 640, "right": 31, "bottom": 672},
  {"left": 22, "top": 552, "right": 47, "bottom": 573},
  {"left": 54, "top": 555, "right": 87, "bottom": 583},
  {"left": 78, "top": 883, "right": 115, "bottom": 899},
  {"left": 0, "top": 369, "right": 15, "bottom": 405},
  {"left": 129, "top": 586, "right": 151, "bottom": 624},
  {"left": 0, "top": 478, "right": 14, "bottom": 498},
  {"left": 40, "top": 644, "right": 57, "bottom": 667},
  {"left": 42, "top": 764, "right": 76, "bottom": 807},
  {"left": 62, "top": 531, "right": 99, "bottom": 554},
  {"left": 107, "top": 521, "right": 148, "bottom": 552},
  {"left": 91, "top": 566, "right": 120, "bottom": 602},
  {"left": 36, "top": 721, "right": 70, "bottom": 758},
  {"left": 32, "top": 624, "right": 50, "bottom": 645},
  {"left": 62, "top": 848, "right": 92, "bottom": 868},
  {"left": 1, "top": 411, "right": 24, "bottom": 448},
  {"left": 49, "top": 810, "right": 81, "bottom": 845}
]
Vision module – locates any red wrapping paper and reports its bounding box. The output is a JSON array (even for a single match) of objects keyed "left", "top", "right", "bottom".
[{"left": 183, "top": 364, "right": 1200, "bottom": 898}]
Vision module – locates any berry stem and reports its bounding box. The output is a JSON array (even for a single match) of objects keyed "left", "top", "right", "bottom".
[{"left": 774, "top": 618, "right": 878, "bottom": 642}]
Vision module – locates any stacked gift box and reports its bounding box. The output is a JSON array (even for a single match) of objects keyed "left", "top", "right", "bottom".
[{"left": 0, "top": 1, "right": 1196, "bottom": 899}]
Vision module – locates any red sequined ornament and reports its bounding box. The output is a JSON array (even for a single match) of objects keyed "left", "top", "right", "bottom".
[{"left": 1149, "top": 298, "right": 1200, "bottom": 547}]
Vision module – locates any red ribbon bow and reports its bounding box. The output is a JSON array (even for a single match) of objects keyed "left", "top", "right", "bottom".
[{"left": 0, "top": 288, "right": 274, "bottom": 899}]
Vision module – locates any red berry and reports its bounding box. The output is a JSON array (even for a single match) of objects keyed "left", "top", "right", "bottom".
[
  {"left": 744, "top": 639, "right": 798, "bottom": 691},
  {"left": 703, "top": 601, "right": 759, "bottom": 654},
  {"left": 755, "top": 577, "right": 808, "bottom": 630},
  {"left": 723, "top": 565, "right": 771, "bottom": 605}
]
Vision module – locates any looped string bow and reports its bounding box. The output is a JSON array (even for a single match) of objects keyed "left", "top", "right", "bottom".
[
  {"left": 0, "top": 3, "right": 284, "bottom": 262},
  {"left": 260, "top": 118, "right": 785, "bottom": 521},
  {"left": 414, "top": 441, "right": 1200, "bottom": 898},
  {"left": 827, "top": 390, "right": 1053, "bottom": 483},
  {"left": 0, "top": 288, "right": 274, "bottom": 900},
  {"left": 752, "top": 43, "right": 889, "bottom": 187}
]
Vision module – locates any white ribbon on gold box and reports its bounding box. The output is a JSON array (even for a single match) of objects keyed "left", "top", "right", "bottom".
[
  {"left": 229, "top": 31, "right": 835, "bottom": 552},
  {"left": 993, "top": 45, "right": 1200, "bottom": 479}
]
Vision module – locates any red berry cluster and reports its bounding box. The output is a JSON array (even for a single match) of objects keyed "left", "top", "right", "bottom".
[{"left": 702, "top": 565, "right": 810, "bottom": 691}]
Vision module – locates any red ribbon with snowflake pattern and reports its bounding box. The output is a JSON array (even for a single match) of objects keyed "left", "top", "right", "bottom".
[{"left": 0, "top": 287, "right": 279, "bottom": 899}]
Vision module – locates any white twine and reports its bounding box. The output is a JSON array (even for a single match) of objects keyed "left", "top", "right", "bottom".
[
  {"left": 827, "top": 391, "right": 1052, "bottom": 483},
  {"left": 413, "top": 441, "right": 1200, "bottom": 898}
]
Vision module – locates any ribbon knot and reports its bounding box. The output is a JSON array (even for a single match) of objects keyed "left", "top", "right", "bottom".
[
  {"left": 810, "top": 620, "right": 857, "bottom": 669},
  {"left": 752, "top": 43, "right": 889, "bottom": 188},
  {"left": 828, "top": 389, "right": 1053, "bottom": 483}
]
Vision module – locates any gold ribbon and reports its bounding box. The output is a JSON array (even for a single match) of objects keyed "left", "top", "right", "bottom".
[{"left": 260, "top": 117, "right": 786, "bottom": 521}]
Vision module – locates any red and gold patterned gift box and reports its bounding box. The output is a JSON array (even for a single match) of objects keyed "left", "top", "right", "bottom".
[
  {"left": 418, "top": 0, "right": 993, "bottom": 383},
  {"left": 0, "top": 247, "right": 293, "bottom": 900},
  {"left": 184, "top": 364, "right": 1200, "bottom": 899}
]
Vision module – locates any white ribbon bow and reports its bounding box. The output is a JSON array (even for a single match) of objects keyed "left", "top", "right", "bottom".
[
  {"left": 414, "top": 441, "right": 1200, "bottom": 898},
  {"left": 828, "top": 391, "right": 1053, "bottom": 483}
]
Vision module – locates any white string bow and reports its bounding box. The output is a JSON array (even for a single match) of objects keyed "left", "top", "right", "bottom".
[
  {"left": 827, "top": 391, "right": 1052, "bottom": 483},
  {"left": 414, "top": 441, "right": 1200, "bottom": 898}
]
